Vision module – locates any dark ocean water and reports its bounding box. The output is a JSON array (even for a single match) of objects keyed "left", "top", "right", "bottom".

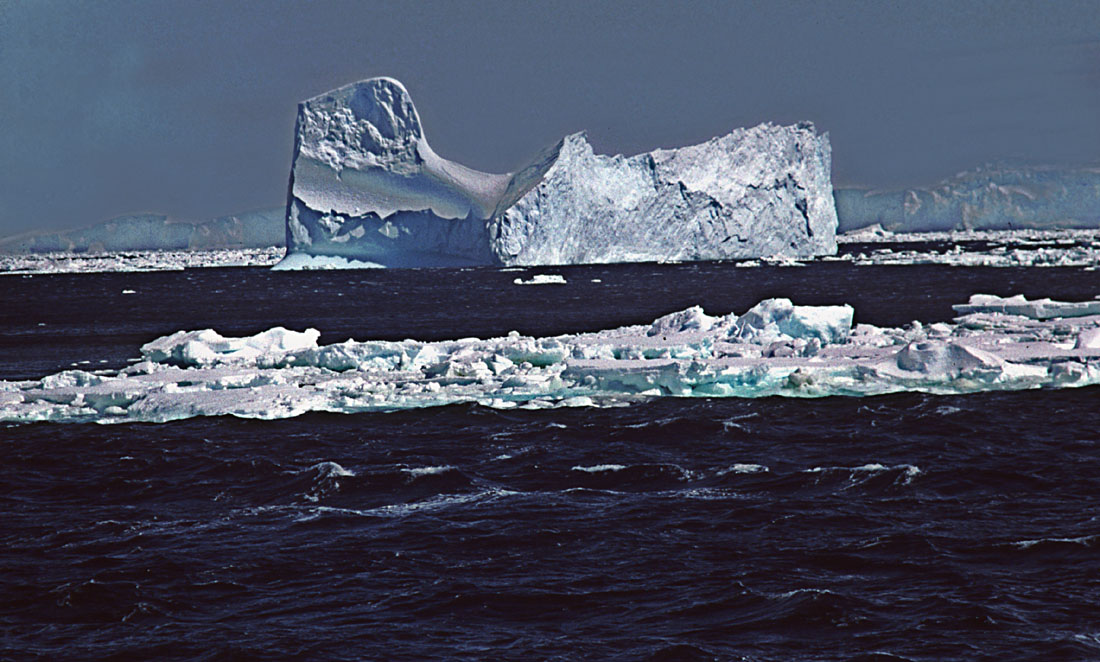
[{"left": 3, "top": 258, "right": 1100, "bottom": 660}]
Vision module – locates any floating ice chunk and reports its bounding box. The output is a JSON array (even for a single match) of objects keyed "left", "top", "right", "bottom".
[
  {"left": 513, "top": 274, "right": 566, "bottom": 285},
  {"left": 839, "top": 223, "right": 894, "bottom": 240},
  {"left": 730, "top": 298, "right": 853, "bottom": 344},
  {"left": 141, "top": 327, "right": 321, "bottom": 366},
  {"left": 952, "top": 294, "right": 1100, "bottom": 320},
  {"left": 647, "top": 306, "right": 717, "bottom": 337},
  {"left": 572, "top": 464, "right": 627, "bottom": 473},
  {"left": 270, "top": 253, "right": 386, "bottom": 270}
]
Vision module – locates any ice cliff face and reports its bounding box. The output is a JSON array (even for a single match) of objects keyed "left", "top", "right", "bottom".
[
  {"left": 491, "top": 125, "right": 836, "bottom": 265},
  {"left": 280, "top": 77, "right": 836, "bottom": 269},
  {"left": 835, "top": 164, "right": 1100, "bottom": 233}
]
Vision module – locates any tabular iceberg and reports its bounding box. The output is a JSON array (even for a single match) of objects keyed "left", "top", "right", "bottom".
[
  {"left": 835, "top": 163, "right": 1100, "bottom": 233},
  {"left": 277, "top": 77, "right": 837, "bottom": 269}
]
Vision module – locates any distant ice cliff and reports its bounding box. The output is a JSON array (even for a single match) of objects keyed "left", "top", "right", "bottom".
[
  {"left": 0, "top": 209, "right": 285, "bottom": 255},
  {"left": 277, "top": 77, "right": 837, "bottom": 269},
  {"left": 835, "top": 163, "right": 1100, "bottom": 233}
]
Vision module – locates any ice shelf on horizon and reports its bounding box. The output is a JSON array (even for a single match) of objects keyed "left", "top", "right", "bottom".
[
  {"left": 0, "top": 209, "right": 285, "bottom": 255},
  {"left": 835, "top": 163, "right": 1100, "bottom": 234},
  {"left": 276, "top": 77, "right": 837, "bottom": 269}
]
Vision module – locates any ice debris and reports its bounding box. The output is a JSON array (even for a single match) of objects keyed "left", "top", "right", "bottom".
[
  {"left": 278, "top": 77, "right": 836, "bottom": 269},
  {"left": 513, "top": 274, "right": 567, "bottom": 286},
  {"left": 0, "top": 247, "right": 285, "bottom": 275},
  {"left": 3, "top": 295, "right": 1099, "bottom": 424}
]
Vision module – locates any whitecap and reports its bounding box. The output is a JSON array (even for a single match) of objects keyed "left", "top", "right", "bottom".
[
  {"left": 306, "top": 461, "right": 355, "bottom": 477},
  {"left": 401, "top": 465, "right": 456, "bottom": 477},
  {"left": 1012, "top": 534, "right": 1097, "bottom": 549},
  {"left": 717, "top": 463, "right": 769, "bottom": 475}
]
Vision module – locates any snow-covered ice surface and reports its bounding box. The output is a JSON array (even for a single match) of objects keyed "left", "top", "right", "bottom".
[
  {"left": 280, "top": 77, "right": 836, "bottom": 269},
  {"left": 0, "top": 247, "right": 285, "bottom": 275},
  {"left": 4, "top": 294, "right": 1098, "bottom": 424}
]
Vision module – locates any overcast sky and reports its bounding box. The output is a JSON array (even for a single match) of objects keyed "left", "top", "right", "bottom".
[{"left": 1, "top": 0, "right": 1098, "bottom": 234}]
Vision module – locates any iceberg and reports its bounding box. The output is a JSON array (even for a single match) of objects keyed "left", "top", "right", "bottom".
[
  {"left": 277, "top": 77, "right": 837, "bottom": 269},
  {"left": 3, "top": 294, "right": 1099, "bottom": 424},
  {"left": 835, "top": 163, "right": 1100, "bottom": 234}
]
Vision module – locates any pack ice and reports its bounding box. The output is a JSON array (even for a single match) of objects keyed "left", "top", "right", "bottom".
[
  {"left": 276, "top": 77, "right": 837, "bottom": 269},
  {"left": 3, "top": 294, "right": 1099, "bottom": 424}
]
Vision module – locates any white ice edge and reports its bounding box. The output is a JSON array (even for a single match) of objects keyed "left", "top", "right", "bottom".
[{"left": 2, "top": 294, "right": 1099, "bottom": 424}]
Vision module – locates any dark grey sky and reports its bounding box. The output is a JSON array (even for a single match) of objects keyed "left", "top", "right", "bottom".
[{"left": 1, "top": 0, "right": 1098, "bottom": 234}]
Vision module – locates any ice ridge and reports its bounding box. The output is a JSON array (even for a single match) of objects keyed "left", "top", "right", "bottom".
[
  {"left": 277, "top": 77, "right": 837, "bottom": 269},
  {"left": 3, "top": 294, "right": 1099, "bottom": 424}
]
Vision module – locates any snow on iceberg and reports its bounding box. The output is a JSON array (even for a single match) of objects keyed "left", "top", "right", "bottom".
[
  {"left": 3, "top": 296, "right": 1099, "bottom": 424},
  {"left": 277, "top": 77, "right": 837, "bottom": 269}
]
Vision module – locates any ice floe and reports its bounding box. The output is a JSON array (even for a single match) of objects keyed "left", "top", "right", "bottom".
[
  {"left": 2, "top": 293, "right": 1099, "bottom": 424},
  {"left": 513, "top": 274, "right": 567, "bottom": 286}
]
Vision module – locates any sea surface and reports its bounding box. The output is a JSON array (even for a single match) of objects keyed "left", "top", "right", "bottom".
[{"left": 3, "top": 255, "right": 1100, "bottom": 660}]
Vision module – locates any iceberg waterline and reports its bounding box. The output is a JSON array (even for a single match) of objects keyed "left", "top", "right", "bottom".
[{"left": 2, "top": 294, "right": 1098, "bottom": 424}]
